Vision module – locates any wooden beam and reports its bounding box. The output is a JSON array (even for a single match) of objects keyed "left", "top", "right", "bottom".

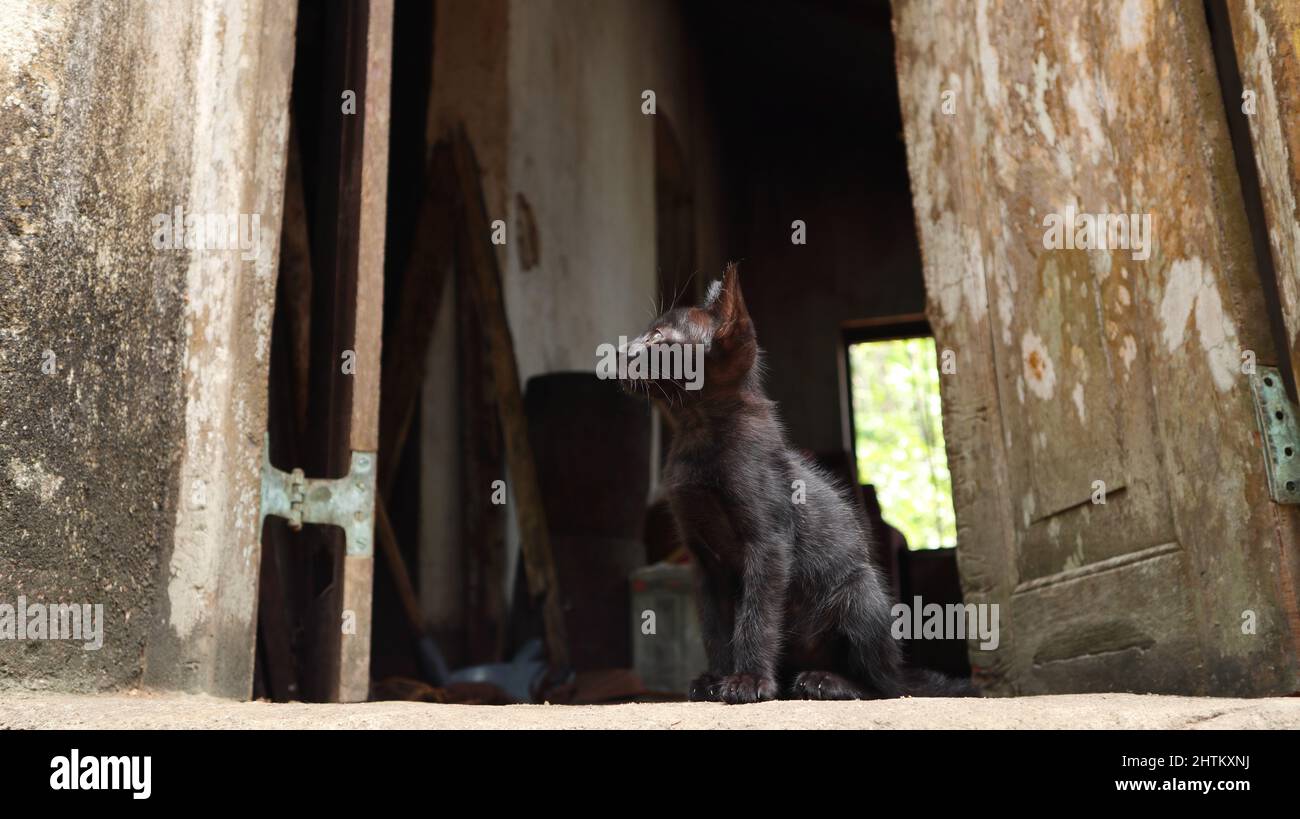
[
  {"left": 448, "top": 124, "right": 571, "bottom": 672},
  {"left": 367, "top": 141, "right": 458, "bottom": 677},
  {"left": 336, "top": 0, "right": 394, "bottom": 704},
  {"left": 456, "top": 245, "right": 508, "bottom": 664},
  {"left": 378, "top": 142, "right": 458, "bottom": 497}
]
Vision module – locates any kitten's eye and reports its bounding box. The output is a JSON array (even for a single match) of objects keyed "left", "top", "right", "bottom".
[{"left": 648, "top": 330, "right": 664, "bottom": 344}]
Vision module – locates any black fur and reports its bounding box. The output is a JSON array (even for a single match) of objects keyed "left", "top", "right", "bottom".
[{"left": 622, "top": 263, "right": 976, "bottom": 703}]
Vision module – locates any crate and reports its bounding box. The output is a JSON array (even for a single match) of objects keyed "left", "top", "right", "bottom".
[{"left": 629, "top": 562, "right": 708, "bottom": 696}]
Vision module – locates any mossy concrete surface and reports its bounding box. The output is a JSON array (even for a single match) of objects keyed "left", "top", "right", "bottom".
[{"left": 1, "top": 1, "right": 294, "bottom": 696}]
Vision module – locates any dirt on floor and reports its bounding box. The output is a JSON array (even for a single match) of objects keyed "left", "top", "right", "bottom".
[{"left": 2, "top": 691, "right": 1299, "bottom": 729}]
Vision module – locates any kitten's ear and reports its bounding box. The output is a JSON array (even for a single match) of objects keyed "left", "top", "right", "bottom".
[{"left": 707, "top": 262, "right": 751, "bottom": 338}]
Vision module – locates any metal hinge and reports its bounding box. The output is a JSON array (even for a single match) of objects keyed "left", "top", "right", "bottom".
[
  {"left": 259, "top": 435, "right": 377, "bottom": 556},
  {"left": 1249, "top": 366, "right": 1300, "bottom": 504}
]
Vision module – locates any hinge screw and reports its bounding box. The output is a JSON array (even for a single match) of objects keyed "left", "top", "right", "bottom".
[{"left": 288, "top": 468, "right": 306, "bottom": 531}]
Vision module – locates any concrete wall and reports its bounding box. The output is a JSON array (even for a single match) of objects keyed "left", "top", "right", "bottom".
[
  {"left": 504, "top": 0, "right": 661, "bottom": 381},
  {"left": 0, "top": 0, "right": 294, "bottom": 694},
  {"left": 419, "top": 0, "right": 727, "bottom": 639}
]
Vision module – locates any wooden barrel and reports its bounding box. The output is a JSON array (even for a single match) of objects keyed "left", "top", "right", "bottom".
[
  {"left": 518, "top": 372, "right": 652, "bottom": 670},
  {"left": 524, "top": 372, "right": 651, "bottom": 539}
]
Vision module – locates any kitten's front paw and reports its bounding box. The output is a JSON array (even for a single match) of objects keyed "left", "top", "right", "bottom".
[
  {"left": 716, "top": 673, "right": 777, "bottom": 704},
  {"left": 688, "top": 673, "right": 724, "bottom": 702},
  {"left": 789, "top": 670, "right": 867, "bottom": 700}
]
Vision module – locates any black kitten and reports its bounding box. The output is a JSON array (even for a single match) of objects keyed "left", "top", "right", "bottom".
[{"left": 622, "top": 263, "right": 975, "bottom": 703}]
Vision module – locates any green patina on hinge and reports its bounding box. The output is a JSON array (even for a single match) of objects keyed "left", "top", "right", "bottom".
[
  {"left": 259, "top": 435, "right": 376, "bottom": 556},
  {"left": 1249, "top": 366, "right": 1300, "bottom": 504}
]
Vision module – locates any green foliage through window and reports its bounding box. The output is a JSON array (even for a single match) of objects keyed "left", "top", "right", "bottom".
[{"left": 848, "top": 336, "right": 956, "bottom": 550}]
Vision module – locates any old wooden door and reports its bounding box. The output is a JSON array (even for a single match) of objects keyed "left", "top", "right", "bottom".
[{"left": 893, "top": 0, "right": 1300, "bottom": 695}]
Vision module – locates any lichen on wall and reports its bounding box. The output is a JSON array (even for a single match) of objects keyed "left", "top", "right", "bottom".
[
  {"left": 1, "top": 0, "right": 188, "bottom": 691},
  {"left": 0, "top": 0, "right": 294, "bottom": 696}
]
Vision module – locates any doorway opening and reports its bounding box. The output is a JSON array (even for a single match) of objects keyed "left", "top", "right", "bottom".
[
  {"left": 844, "top": 319, "right": 956, "bottom": 552},
  {"left": 843, "top": 315, "right": 968, "bottom": 679}
]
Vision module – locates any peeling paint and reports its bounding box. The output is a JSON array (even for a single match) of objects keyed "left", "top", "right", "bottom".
[
  {"left": 1066, "top": 76, "right": 1106, "bottom": 166},
  {"left": 1031, "top": 52, "right": 1057, "bottom": 146},
  {"left": 974, "top": 0, "right": 1004, "bottom": 108},
  {"left": 1062, "top": 540, "right": 1085, "bottom": 572},
  {"left": 1159, "top": 257, "right": 1240, "bottom": 392},
  {"left": 1119, "top": 0, "right": 1152, "bottom": 53},
  {"left": 1070, "top": 344, "right": 1089, "bottom": 382},
  {"left": 1022, "top": 329, "right": 1057, "bottom": 400},
  {"left": 1120, "top": 334, "right": 1137, "bottom": 375},
  {"left": 1091, "top": 248, "right": 1112, "bottom": 281},
  {"left": 930, "top": 217, "right": 988, "bottom": 323}
]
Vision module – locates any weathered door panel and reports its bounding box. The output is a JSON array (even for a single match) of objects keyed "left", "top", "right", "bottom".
[
  {"left": 893, "top": 0, "right": 1300, "bottom": 694},
  {"left": 1011, "top": 546, "right": 1199, "bottom": 694},
  {"left": 337, "top": 0, "right": 392, "bottom": 703}
]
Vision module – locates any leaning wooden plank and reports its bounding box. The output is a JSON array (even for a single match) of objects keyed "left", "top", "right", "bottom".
[
  {"left": 369, "top": 142, "right": 457, "bottom": 676},
  {"left": 449, "top": 124, "right": 571, "bottom": 672},
  {"left": 1227, "top": 0, "right": 1300, "bottom": 391},
  {"left": 1224, "top": 0, "right": 1300, "bottom": 674},
  {"left": 281, "top": 119, "right": 315, "bottom": 431},
  {"left": 456, "top": 243, "right": 509, "bottom": 665},
  {"left": 375, "top": 501, "right": 454, "bottom": 683},
  {"left": 337, "top": 0, "right": 395, "bottom": 704},
  {"left": 378, "top": 141, "right": 458, "bottom": 496}
]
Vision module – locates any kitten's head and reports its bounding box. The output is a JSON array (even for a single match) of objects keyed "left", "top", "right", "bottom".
[{"left": 620, "top": 262, "right": 758, "bottom": 407}]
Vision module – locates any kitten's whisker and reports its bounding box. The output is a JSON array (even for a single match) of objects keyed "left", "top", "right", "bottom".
[
  {"left": 670, "top": 269, "right": 700, "bottom": 311},
  {"left": 653, "top": 380, "right": 673, "bottom": 408}
]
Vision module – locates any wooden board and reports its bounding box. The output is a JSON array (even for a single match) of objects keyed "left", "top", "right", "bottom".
[
  {"left": 1228, "top": 0, "right": 1300, "bottom": 394},
  {"left": 265, "top": 0, "right": 392, "bottom": 704},
  {"left": 337, "top": 0, "right": 393, "bottom": 704},
  {"left": 1224, "top": 0, "right": 1300, "bottom": 663},
  {"left": 449, "top": 125, "right": 571, "bottom": 671}
]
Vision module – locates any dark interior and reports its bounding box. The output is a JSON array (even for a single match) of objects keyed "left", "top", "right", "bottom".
[{"left": 256, "top": 0, "right": 968, "bottom": 702}]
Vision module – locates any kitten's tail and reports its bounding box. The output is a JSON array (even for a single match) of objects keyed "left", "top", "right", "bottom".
[{"left": 900, "top": 667, "right": 981, "bottom": 697}]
